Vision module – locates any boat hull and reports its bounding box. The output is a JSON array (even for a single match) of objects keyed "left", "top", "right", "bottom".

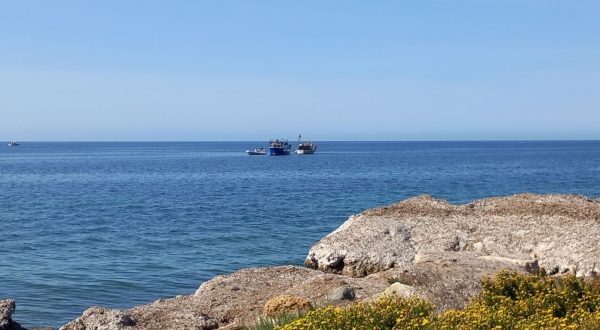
[
  {"left": 268, "top": 147, "right": 291, "bottom": 156},
  {"left": 296, "top": 149, "right": 315, "bottom": 155}
]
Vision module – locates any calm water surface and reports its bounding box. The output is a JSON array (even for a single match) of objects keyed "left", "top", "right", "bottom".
[{"left": 1, "top": 141, "right": 599, "bottom": 327}]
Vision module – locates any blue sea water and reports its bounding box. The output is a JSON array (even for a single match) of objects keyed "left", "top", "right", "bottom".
[{"left": 1, "top": 141, "right": 599, "bottom": 327}]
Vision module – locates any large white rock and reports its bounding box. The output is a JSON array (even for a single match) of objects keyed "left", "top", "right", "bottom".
[{"left": 305, "top": 194, "right": 600, "bottom": 277}]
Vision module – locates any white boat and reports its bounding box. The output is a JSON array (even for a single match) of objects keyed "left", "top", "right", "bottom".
[
  {"left": 7, "top": 141, "right": 19, "bottom": 147},
  {"left": 295, "top": 134, "right": 316, "bottom": 154},
  {"left": 296, "top": 142, "right": 317, "bottom": 154},
  {"left": 246, "top": 147, "right": 266, "bottom": 155}
]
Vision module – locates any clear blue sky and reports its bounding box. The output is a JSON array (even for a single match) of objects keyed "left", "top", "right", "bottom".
[{"left": 1, "top": 1, "right": 599, "bottom": 141}]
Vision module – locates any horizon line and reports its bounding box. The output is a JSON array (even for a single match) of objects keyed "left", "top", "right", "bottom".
[{"left": 4, "top": 139, "right": 600, "bottom": 143}]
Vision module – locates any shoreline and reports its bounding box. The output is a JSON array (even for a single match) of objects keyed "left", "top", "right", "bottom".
[{"left": 4, "top": 193, "right": 600, "bottom": 329}]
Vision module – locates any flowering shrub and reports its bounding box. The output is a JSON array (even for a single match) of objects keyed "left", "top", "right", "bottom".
[
  {"left": 279, "top": 296, "right": 434, "bottom": 330},
  {"left": 438, "top": 271, "right": 600, "bottom": 329},
  {"left": 277, "top": 271, "right": 600, "bottom": 329}
]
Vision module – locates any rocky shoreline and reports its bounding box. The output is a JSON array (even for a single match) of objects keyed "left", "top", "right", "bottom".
[{"left": 3, "top": 194, "right": 600, "bottom": 330}]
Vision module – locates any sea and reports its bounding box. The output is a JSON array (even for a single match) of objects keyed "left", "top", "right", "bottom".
[{"left": 1, "top": 141, "right": 599, "bottom": 327}]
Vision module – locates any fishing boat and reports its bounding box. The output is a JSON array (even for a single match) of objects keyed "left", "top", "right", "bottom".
[
  {"left": 245, "top": 147, "right": 266, "bottom": 155},
  {"left": 296, "top": 142, "right": 317, "bottom": 154},
  {"left": 295, "top": 134, "right": 317, "bottom": 154},
  {"left": 7, "top": 141, "right": 19, "bottom": 147},
  {"left": 268, "top": 139, "right": 292, "bottom": 156}
]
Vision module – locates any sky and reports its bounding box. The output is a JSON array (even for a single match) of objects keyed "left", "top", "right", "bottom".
[{"left": 0, "top": 1, "right": 599, "bottom": 141}]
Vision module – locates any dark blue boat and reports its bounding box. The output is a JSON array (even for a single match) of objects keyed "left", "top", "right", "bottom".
[{"left": 268, "top": 139, "right": 292, "bottom": 155}]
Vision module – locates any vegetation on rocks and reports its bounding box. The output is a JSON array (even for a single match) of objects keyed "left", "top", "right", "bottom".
[{"left": 274, "top": 271, "right": 600, "bottom": 329}]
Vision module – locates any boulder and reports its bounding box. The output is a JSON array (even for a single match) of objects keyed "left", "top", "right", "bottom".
[
  {"left": 327, "top": 285, "right": 356, "bottom": 302},
  {"left": 263, "top": 295, "right": 312, "bottom": 317},
  {"left": 0, "top": 299, "right": 26, "bottom": 330},
  {"left": 0, "top": 300, "right": 15, "bottom": 330},
  {"left": 369, "top": 282, "right": 415, "bottom": 302},
  {"left": 305, "top": 194, "right": 600, "bottom": 277},
  {"left": 383, "top": 282, "right": 415, "bottom": 298},
  {"left": 60, "top": 304, "right": 217, "bottom": 330},
  {"left": 59, "top": 307, "right": 135, "bottom": 330}
]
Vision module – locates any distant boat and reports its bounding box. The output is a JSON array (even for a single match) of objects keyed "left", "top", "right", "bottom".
[
  {"left": 246, "top": 147, "right": 266, "bottom": 155},
  {"left": 296, "top": 142, "right": 317, "bottom": 155},
  {"left": 268, "top": 139, "right": 292, "bottom": 156},
  {"left": 7, "top": 141, "right": 19, "bottom": 147},
  {"left": 296, "top": 134, "right": 317, "bottom": 154}
]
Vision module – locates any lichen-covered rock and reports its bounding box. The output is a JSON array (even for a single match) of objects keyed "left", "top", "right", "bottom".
[
  {"left": 263, "top": 295, "right": 312, "bottom": 316},
  {"left": 305, "top": 194, "right": 600, "bottom": 277}
]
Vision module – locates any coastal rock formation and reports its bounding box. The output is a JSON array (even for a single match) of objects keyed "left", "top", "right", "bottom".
[
  {"left": 192, "top": 265, "right": 389, "bottom": 326},
  {"left": 60, "top": 194, "right": 600, "bottom": 328},
  {"left": 60, "top": 266, "right": 389, "bottom": 329},
  {"left": 305, "top": 194, "right": 600, "bottom": 277}
]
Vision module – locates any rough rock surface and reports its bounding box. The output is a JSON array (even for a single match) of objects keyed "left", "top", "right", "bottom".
[
  {"left": 193, "top": 265, "right": 389, "bottom": 326},
  {"left": 1, "top": 299, "right": 26, "bottom": 330},
  {"left": 327, "top": 285, "right": 356, "bottom": 302},
  {"left": 59, "top": 307, "right": 136, "bottom": 330},
  {"left": 376, "top": 282, "right": 416, "bottom": 300},
  {"left": 305, "top": 194, "right": 600, "bottom": 277},
  {"left": 0, "top": 300, "right": 15, "bottom": 329},
  {"left": 60, "top": 304, "right": 218, "bottom": 330},
  {"left": 263, "top": 295, "right": 312, "bottom": 317},
  {"left": 60, "top": 266, "right": 389, "bottom": 329}
]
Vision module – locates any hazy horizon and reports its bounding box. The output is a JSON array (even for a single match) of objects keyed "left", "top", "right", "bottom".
[{"left": 2, "top": 1, "right": 599, "bottom": 141}]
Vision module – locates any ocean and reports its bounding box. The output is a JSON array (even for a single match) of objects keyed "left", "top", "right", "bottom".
[{"left": 1, "top": 141, "right": 599, "bottom": 327}]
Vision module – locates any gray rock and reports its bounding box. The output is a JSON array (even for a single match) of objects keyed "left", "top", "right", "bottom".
[
  {"left": 327, "top": 285, "right": 356, "bottom": 302},
  {"left": 59, "top": 307, "right": 135, "bottom": 330},
  {"left": 305, "top": 194, "right": 600, "bottom": 277}
]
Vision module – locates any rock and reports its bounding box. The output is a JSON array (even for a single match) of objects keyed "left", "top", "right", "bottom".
[
  {"left": 192, "top": 265, "right": 388, "bottom": 326},
  {"left": 384, "top": 282, "right": 415, "bottom": 298},
  {"left": 1, "top": 299, "right": 26, "bottom": 330},
  {"left": 0, "top": 300, "right": 15, "bottom": 329},
  {"left": 263, "top": 295, "right": 312, "bottom": 317},
  {"left": 61, "top": 266, "right": 389, "bottom": 330},
  {"left": 60, "top": 305, "right": 218, "bottom": 330},
  {"left": 60, "top": 307, "right": 135, "bottom": 330},
  {"left": 370, "top": 282, "right": 416, "bottom": 301},
  {"left": 327, "top": 285, "right": 356, "bottom": 302},
  {"left": 305, "top": 194, "right": 600, "bottom": 277}
]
